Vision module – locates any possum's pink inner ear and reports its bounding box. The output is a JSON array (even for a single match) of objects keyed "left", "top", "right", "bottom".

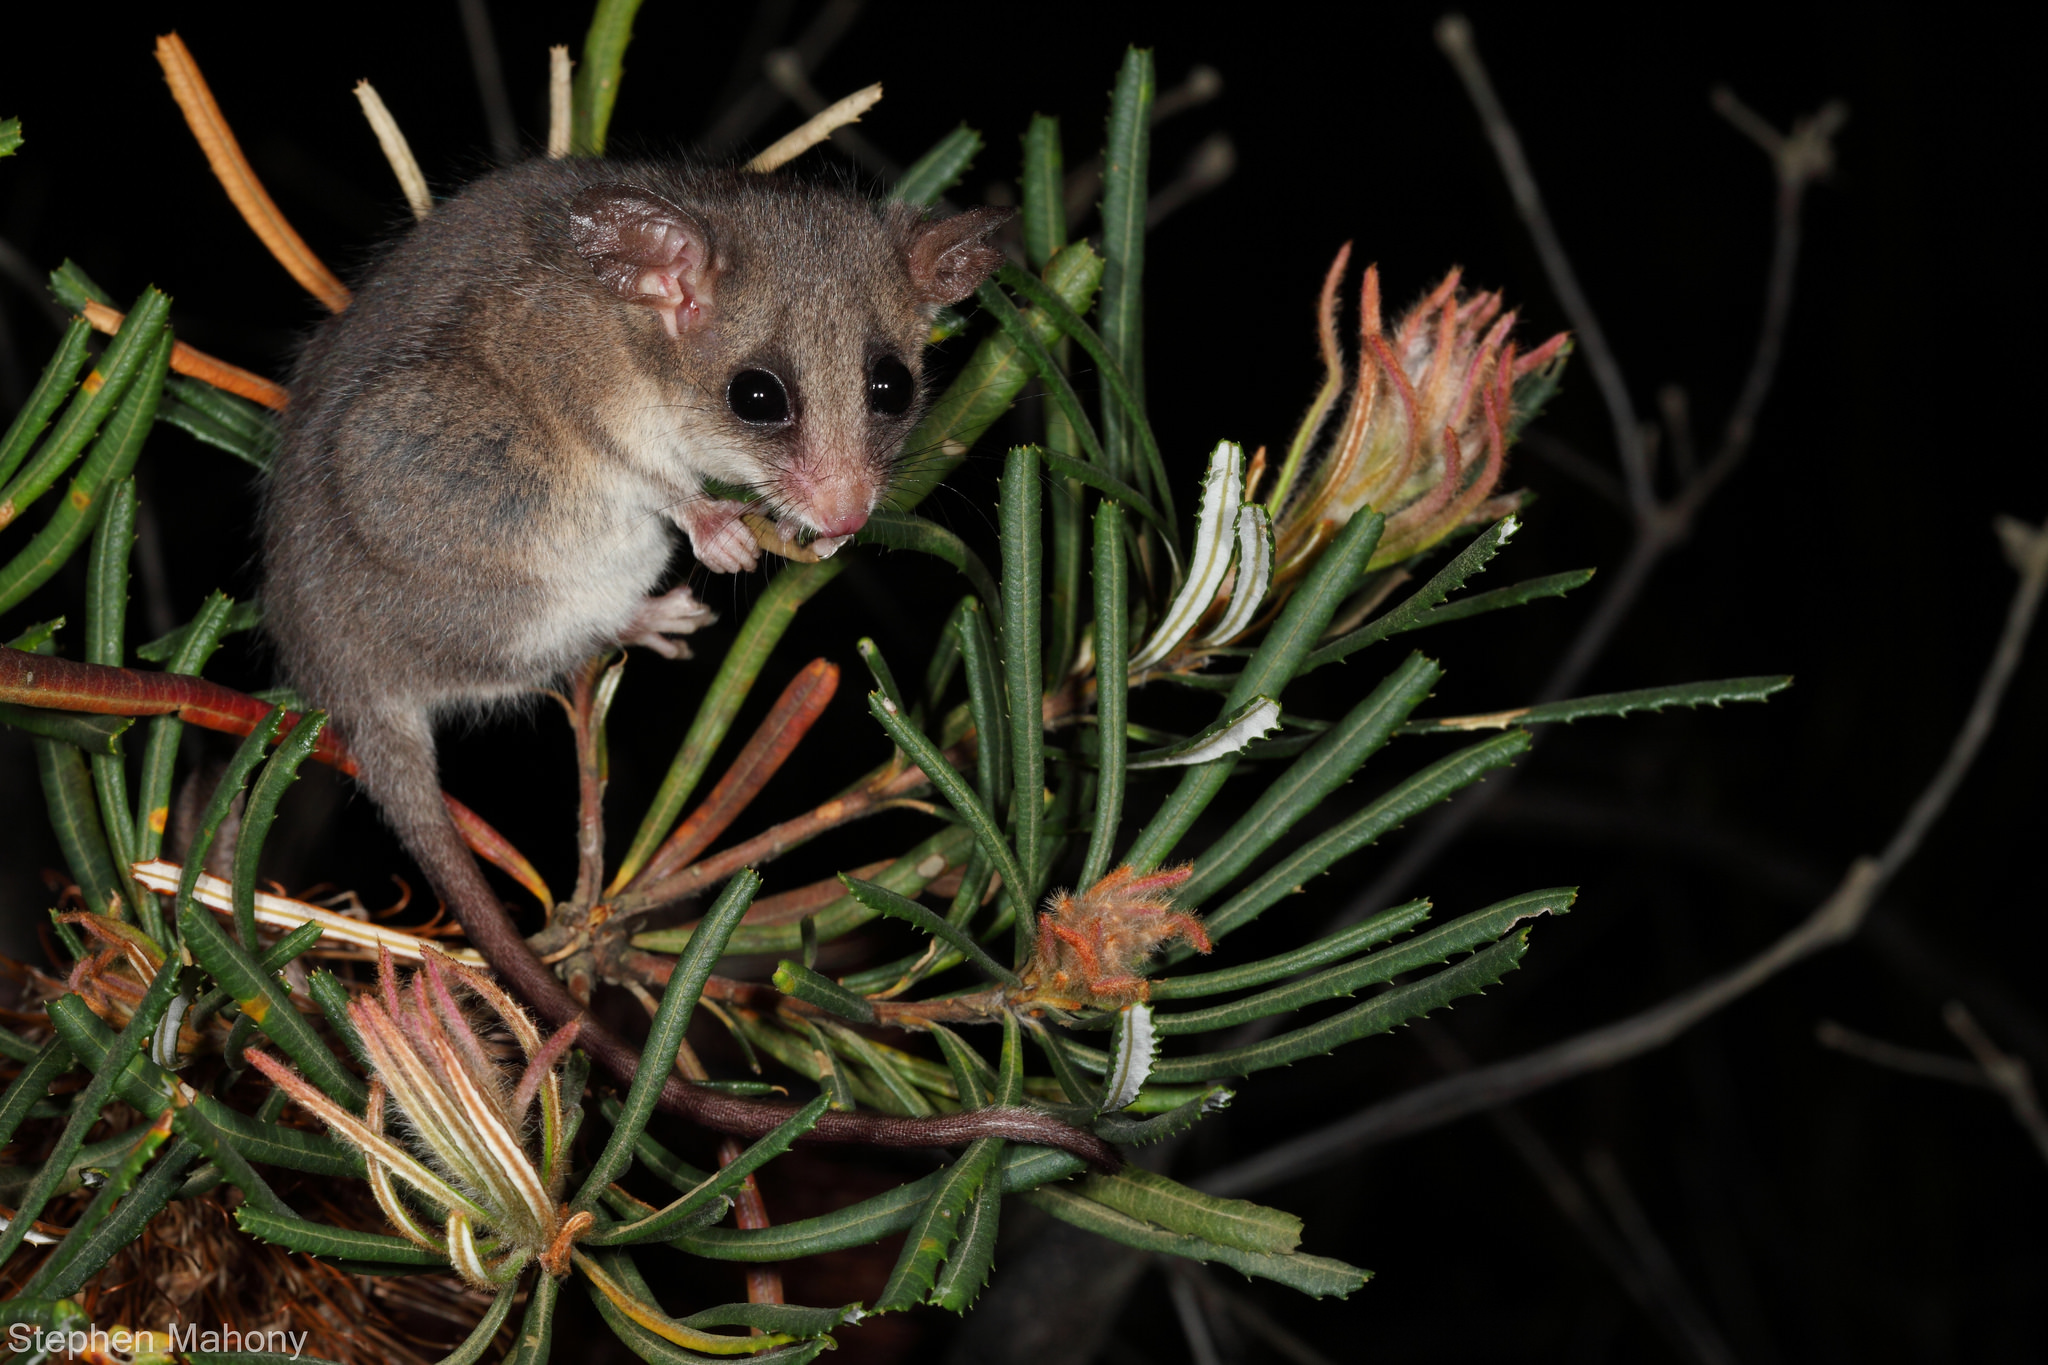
[
  {"left": 903, "top": 207, "right": 1012, "bottom": 308},
  {"left": 569, "top": 185, "right": 716, "bottom": 337}
]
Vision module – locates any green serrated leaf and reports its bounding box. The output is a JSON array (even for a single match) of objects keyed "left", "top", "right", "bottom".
[
  {"left": 1092, "top": 1086, "right": 1233, "bottom": 1145},
  {"left": 865, "top": 692, "right": 1030, "bottom": 927},
  {"left": 1176, "top": 654, "right": 1439, "bottom": 910},
  {"left": 1399, "top": 675, "right": 1794, "bottom": 734},
  {"left": 892, "top": 241, "right": 1104, "bottom": 507},
  {"left": 1024, "top": 1184, "right": 1368, "bottom": 1298},
  {"left": 0, "top": 960, "right": 182, "bottom": 1266},
  {"left": 0, "top": 318, "right": 92, "bottom": 489},
  {"left": 771, "top": 960, "right": 877, "bottom": 1024},
  {"left": 569, "top": 0, "right": 642, "bottom": 156},
  {"left": 1019, "top": 114, "right": 1065, "bottom": 270},
  {"left": 0, "top": 300, "right": 172, "bottom": 612},
  {"left": 891, "top": 124, "right": 983, "bottom": 205},
  {"left": 875, "top": 1136, "right": 1004, "bottom": 1311},
  {"left": 1001, "top": 444, "right": 1046, "bottom": 906},
  {"left": 1080, "top": 1166, "right": 1301, "bottom": 1254},
  {"left": 235, "top": 1205, "right": 449, "bottom": 1265},
  {"left": 1203, "top": 730, "right": 1531, "bottom": 942},
  {"left": 929, "top": 1169, "right": 1003, "bottom": 1312},
  {"left": 1081, "top": 502, "right": 1131, "bottom": 884},
  {"left": 180, "top": 889, "right": 364, "bottom": 1107},
  {"left": 1153, "top": 899, "right": 1432, "bottom": 998},
  {"left": 16, "top": 1134, "right": 200, "bottom": 1301},
  {"left": 1307, "top": 515, "right": 1520, "bottom": 670},
  {"left": 135, "top": 595, "right": 258, "bottom": 663},
  {"left": 579, "top": 871, "right": 760, "bottom": 1212},
  {"left": 1157, "top": 888, "right": 1572, "bottom": 1035},
  {"left": 433, "top": 1283, "right": 520, "bottom": 1365},
  {"left": 0, "top": 1037, "right": 74, "bottom": 1151},
  {"left": 841, "top": 875, "right": 1019, "bottom": 986},
  {"left": 5, "top": 705, "right": 129, "bottom": 753},
  {"left": 1098, "top": 47, "right": 1155, "bottom": 492},
  {"left": 588, "top": 1095, "right": 828, "bottom": 1248},
  {"left": 1150, "top": 931, "right": 1534, "bottom": 1082},
  {"left": 1124, "top": 507, "right": 1386, "bottom": 871}
]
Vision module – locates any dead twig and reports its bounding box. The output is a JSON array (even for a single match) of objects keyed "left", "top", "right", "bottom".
[
  {"left": 154, "top": 31, "right": 351, "bottom": 313},
  {"left": 352, "top": 80, "right": 432, "bottom": 221},
  {"left": 760, "top": 51, "right": 896, "bottom": 180},
  {"left": 745, "top": 83, "right": 884, "bottom": 174}
]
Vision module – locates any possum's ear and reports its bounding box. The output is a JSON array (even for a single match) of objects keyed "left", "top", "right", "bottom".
[
  {"left": 900, "top": 206, "right": 1012, "bottom": 309},
  {"left": 570, "top": 185, "right": 718, "bottom": 337}
]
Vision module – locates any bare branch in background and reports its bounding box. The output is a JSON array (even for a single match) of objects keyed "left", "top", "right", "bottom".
[
  {"left": 1164, "top": 1261, "right": 1225, "bottom": 1365},
  {"left": 454, "top": 0, "right": 519, "bottom": 163},
  {"left": 1483, "top": 788, "right": 2048, "bottom": 1080},
  {"left": 1203, "top": 514, "right": 2048, "bottom": 1197},
  {"left": 698, "top": 0, "right": 865, "bottom": 157},
  {"left": 1943, "top": 1001, "right": 2048, "bottom": 1167},
  {"left": 1415, "top": 1027, "right": 1743, "bottom": 1365},
  {"left": 1435, "top": 13, "right": 1651, "bottom": 514},
  {"left": 1176, "top": 1262, "right": 1340, "bottom": 1365},
  {"left": 1518, "top": 429, "right": 1626, "bottom": 509},
  {"left": 1815, "top": 1019, "right": 1993, "bottom": 1089},
  {"left": 1146, "top": 131, "right": 1236, "bottom": 229},
  {"left": 1332, "top": 24, "right": 1845, "bottom": 928}
]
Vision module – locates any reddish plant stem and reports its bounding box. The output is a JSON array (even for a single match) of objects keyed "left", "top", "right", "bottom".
[
  {"left": 1, "top": 648, "right": 551, "bottom": 907},
  {"left": 635, "top": 659, "right": 840, "bottom": 887}
]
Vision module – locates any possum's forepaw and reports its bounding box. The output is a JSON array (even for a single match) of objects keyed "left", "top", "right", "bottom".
[
  {"left": 675, "top": 500, "right": 761, "bottom": 574},
  {"left": 627, "top": 584, "right": 717, "bottom": 658}
]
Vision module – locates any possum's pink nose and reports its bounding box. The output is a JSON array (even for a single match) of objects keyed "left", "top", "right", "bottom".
[
  {"left": 807, "top": 483, "right": 871, "bottom": 538},
  {"left": 814, "top": 507, "right": 868, "bottom": 537}
]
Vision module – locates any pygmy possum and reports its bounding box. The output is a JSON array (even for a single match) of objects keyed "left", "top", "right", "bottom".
[{"left": 262, "top": 157, "right": 1117, "bottom": 1167}]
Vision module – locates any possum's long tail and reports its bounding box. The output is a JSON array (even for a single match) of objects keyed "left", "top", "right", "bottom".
[{"left": 348, "top": 705, "right": 1121, "bottom": 1170}]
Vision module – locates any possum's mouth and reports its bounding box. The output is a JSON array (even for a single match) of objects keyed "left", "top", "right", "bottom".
[{"left": 698, "top": 477, "right": 857, "bottom": 561}]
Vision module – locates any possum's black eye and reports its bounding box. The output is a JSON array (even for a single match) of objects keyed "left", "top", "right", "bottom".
[
  {"left": 727, "top": 370, "right": 790, "bottom": 425},
  {"left": 867, "top": 356, "right": 915, "bottom": 416}
]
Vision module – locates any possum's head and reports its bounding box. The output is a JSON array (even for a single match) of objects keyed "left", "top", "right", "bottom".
[{"left": 570, "top": 172, "right": 1007, "bottom": 548}]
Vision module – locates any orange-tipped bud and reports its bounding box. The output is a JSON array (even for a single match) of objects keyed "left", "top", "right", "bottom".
[{"left": 1017, "top": 863, "right": 1210, "bottom": 1009}]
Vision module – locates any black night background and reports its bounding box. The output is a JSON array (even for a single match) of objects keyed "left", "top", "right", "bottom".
[{"left": 1, "top": 3, "right": 2041, "bottom": 1361}]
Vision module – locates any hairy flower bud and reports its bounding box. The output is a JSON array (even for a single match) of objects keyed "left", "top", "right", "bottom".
[{"left": 1266, "top": 245, "right": 1569, "bottom": 577}]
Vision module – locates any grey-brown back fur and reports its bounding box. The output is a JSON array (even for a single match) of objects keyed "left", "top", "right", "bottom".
[{"left": 264, "top": 158, "right": 939, "bottom": 747}]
